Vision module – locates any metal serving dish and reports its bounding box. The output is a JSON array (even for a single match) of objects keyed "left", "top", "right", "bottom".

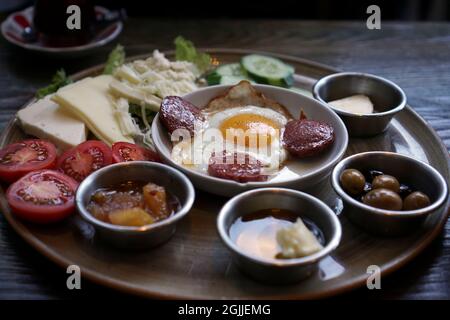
[
  {"left": 331, "top": 152, "right": 448, "bottom": 236},
  {"left": 152, "top": 84, "right": 348, "bottom": 197},
  {"left": 313, "top": 72, "right": 407, "bottom": 137},
  {"left": 1, "top": 50, "right": 449, "bottom": 299},
  {"left": 217, "top": 188, "right": 342, "bottom": 284},
  {"left": 76, "top": 161, "right": 195, "bottom": 249}
]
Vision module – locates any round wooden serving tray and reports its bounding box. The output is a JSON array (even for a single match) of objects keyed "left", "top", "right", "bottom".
[{"left": 0, "top": 50, "right": 449, "bottom": 299}]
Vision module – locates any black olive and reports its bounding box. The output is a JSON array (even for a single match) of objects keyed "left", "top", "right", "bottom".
[
  {"left": 367, "top": 170, "right": 384, "bottom": 181},
  {"left": 399, "top": 184, "right": 413, "bottom": 198},
  {"left": 363, "top": 182, "right": 373, "bottom": 193}
]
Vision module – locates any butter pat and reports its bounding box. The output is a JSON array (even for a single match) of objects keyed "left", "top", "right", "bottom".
[
  {"left": 276, "top": 218, "right": 323, "bottom": 259},
  {"left": 17, "top": 96, "right": 87, "bottom": 151},
  {"left": 328, "top": 94, "right": 374, "bottom": 114},
  {"left": 52, "top": 75, "right": 134, "bottom": 146}
]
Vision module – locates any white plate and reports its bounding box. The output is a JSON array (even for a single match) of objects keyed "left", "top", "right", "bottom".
[{"left": 152, "top": 84, "right": 349, "bottom": 197}]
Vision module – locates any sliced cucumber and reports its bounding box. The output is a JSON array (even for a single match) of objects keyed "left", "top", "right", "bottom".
[
  {"left": 206, "top": 63, "right": 252, "bottom": 85},
  {"left": 216, "top": 63, "right": 247, "bottom": 77},
  {"left": 205, "top": 72, "right": 222, "bottom": 85},
  {"left": 241, "top": 54, "right": 294, "bottom": 88}
]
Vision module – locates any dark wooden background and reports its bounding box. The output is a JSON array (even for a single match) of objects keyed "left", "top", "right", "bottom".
[{"left": 0, "top": 19, "right": 449, "bottom": 300}]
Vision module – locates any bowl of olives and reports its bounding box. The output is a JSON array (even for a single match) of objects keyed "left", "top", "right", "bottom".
[{"left": 331, "top": 152, "right": 448, "bottom": 236}]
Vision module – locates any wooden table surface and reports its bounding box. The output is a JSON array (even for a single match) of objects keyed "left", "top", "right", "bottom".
[{"left": 0, "top": 18, "right": 449, "bottom": 300}]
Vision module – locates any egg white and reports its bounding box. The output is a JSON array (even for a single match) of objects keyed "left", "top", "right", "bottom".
[
  {"left": 171, "top": 105, "right": 289, "bottom": 177},
  {"left": 205, "top": 105, "right": 288, "bottom": 130}
]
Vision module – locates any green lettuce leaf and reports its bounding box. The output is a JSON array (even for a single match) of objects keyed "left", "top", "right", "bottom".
[
  {"left": 36, "top": 69, "right": 72, "bottom": 99},
  {"left": 103, "top": 44, "right": 125, "bottom": 75},
  {"left": 174, "top": 36, "right": 211, "bottom": 73}
]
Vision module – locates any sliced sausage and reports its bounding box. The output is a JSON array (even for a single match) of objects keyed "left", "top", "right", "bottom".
[
  {"left": 208, "top": 151, "right": 267, "bottom": 183},
  {"left": 159, "top": 96, "right": 204, "bottom": 136},
  {"left": 282, "top": 119, "right": 334, "bottom": 158}
]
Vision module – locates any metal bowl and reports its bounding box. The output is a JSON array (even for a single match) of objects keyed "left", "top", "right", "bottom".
[
  {"left": 217, "top": 188, "right": 342, "bottom": 284},
  {"left": 76, "top": 161, "right": 195, "bottom": 249},
  {"left": 313, "top": 72, "right": 407, "bottom": 137},
  {"left": 152, "top": 84, "right": 348, "bottom": 197},
  {"left": 331, "top": 152, "right": 448, "bottom": 236}
]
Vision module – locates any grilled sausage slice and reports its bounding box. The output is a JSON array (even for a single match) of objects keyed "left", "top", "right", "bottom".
[
  {"left": 282, "top": 119, "right": 334, "bottom": 158},
  {"left": 160, "top": 96, "right": 204, "bottom": 136}
]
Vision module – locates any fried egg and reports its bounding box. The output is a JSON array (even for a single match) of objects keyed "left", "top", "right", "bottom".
[{"left": 171, "top": 105, "right": 289, "bottom": 176}]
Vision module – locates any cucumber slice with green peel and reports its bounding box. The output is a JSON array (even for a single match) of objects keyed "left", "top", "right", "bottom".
[
  {"left": 206, "top": 63, "right": 252, "bottom": 85},
  {"left": 206, "top": 72, "right": 222, "bottom": 85},
  {"left": 216, "top": 63, "right": 248, "bottom": 77},
  {"left": 241, "top": 54, "right": 295, "bottom": 88}
]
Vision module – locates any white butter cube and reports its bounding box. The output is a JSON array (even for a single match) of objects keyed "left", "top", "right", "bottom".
[{"left": 328, "top": 94, "right": 374, "bottom": 114}]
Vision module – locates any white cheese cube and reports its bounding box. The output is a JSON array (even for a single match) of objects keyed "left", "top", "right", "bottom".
[
  {"left": 328, "top": 94, "right": 374, "bottom": 114},
  {"left": 17, "top": 96, "right": 87, "bottom": 151}
]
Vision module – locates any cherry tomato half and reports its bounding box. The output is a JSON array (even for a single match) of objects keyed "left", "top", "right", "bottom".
[
  {"left": 0, "top": 139, "right": 57, "bottom": 183},
  {"left": 57, "top": 140, "right": 112, "bottom": 182},
  {"left": 6, "top": 170, "right": 78, "bottom": 224},
  {"left": 112, "top": 142, "right": 160, "bottom": 163}
]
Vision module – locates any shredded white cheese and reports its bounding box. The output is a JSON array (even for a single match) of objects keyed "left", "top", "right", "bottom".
[{"left": 111, "top": 50, "right": 199, "bottom": 111}]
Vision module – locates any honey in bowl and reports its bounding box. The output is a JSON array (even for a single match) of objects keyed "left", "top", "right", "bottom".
[{"left": 229, "top": 208, "right": 325, "bottom": 260}]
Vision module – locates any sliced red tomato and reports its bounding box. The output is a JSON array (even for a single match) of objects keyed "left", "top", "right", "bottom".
[
  {"left": 112, "top": 142, "right": 161, "bottom": 163},
  {"left": 0, "top": 139, "right": 57, "bottom": 183},
  {"left": 57, "top": 140, "right": 112, "bottom": 182},
  {"left": 6, "top": 170, "right": 78, "bottom": 224}
]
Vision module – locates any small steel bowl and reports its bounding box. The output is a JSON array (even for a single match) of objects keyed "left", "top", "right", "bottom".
[
  {"left": 217, "top": 188, "right": 342, "bottom": 284},
  {"left": 313, "top": 72, "right": 407, "bottom": 137},
  {"left": 331, "top": 152, "right": 448, "bottom": 236},
  {"left": 76, "top": 161, "right": 195, "bottom": 249}
]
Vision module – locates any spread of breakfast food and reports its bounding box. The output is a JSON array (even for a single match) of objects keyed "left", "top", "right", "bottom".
[{"left": 0, "top": 36, "right": 448, "bottom": 296}]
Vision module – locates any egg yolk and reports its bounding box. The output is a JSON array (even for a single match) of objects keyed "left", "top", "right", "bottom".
[{"left": 219, "top": 114, "right": 280, "bottom": 148}]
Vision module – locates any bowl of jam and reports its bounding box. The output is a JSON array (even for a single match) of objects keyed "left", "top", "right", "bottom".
[{"left": 76, "top": 161, "right": 195, "bottom": 249}]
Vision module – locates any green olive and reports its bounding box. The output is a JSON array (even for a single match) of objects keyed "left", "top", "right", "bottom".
[
  {"left": 340, "top": 169, "right": 366, "bottom": 195},
  {"left": 372, "top": 174, "right": 400, "bottom": 193},
  {"left": 403, "top": 191, "right": 431, "bottom": 210},
  {"left": 362, "top": 188, "right": 403, "bottom": 210}
]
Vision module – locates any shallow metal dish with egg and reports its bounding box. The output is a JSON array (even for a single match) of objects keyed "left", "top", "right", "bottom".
[
  {"left": 152, "top": 83, "right": 348, "bottom": 197},
  {"left": 331, "top": 152, "right": 448, "bottom": 236},
  {"left": 76, "top": 161, "right": 195, "bottom": 249}
]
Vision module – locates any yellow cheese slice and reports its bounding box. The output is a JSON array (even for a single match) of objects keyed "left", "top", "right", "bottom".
[{"left": 52, "top": 75, "right": 133, "bottom": 146}]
